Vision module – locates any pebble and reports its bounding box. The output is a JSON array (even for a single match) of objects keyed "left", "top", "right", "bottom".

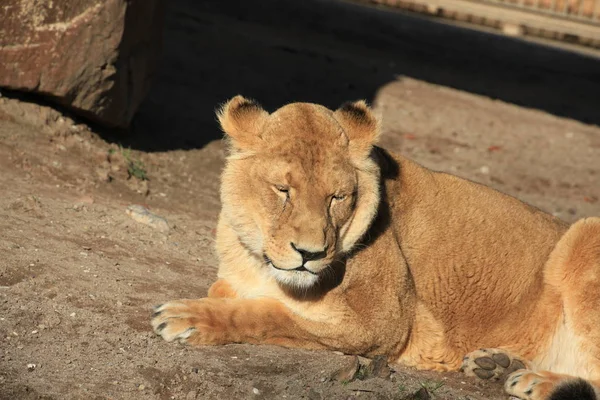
[
  {"left": 138, "top": 384, "right": 145, "bottom": 391},
  {"left": 185, "top": 391, "right": 197, "bottom": 400},
  {"left": 125, "top": 205, "right": 169, "bottom": 233},
  {"left": 479, "top": 165, "right": 490, "bottom": 175},
  {"left": 331, "top": 356, "right": 359, "bottom": 382},
  {"left": 252, "top": 388, "right": 260, "bottom": 395},
  {"left": 367, "top": 355, "right": 391, "bottom": 379},
  {"left": 27, "top": 363, "right": 36, "bottom": 371}
]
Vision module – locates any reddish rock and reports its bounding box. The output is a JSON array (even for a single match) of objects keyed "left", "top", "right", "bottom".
[{"left": 0, "top": 0, "right": 165, "bottom": 127}]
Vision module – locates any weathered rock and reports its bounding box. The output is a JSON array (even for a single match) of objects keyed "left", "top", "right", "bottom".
[
  {"left": 331, "top": 356, "right": 360, "bottom": 383},
  {"left": 126, "top": 205, "right": 169, "bottom": 233},
  {"left": 0, "top": 0, "right": 165, "bottom": 127},
  {"left": 366, "top": 355, "right": 392, "bottom": 379},
  {"left": 402, "top": 387, "right": 431, "bottom": 400}
]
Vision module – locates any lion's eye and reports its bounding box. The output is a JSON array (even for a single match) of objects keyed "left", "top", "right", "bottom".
[
  {"left": 332, "top": 194, "right": 346, "bottom": 201},
  {"left": 274, "top": 185, "right": 290, "bottom": 196}
]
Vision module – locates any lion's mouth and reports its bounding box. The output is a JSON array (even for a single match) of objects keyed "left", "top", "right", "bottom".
[{"left": 263, "top": 255, "right": 318, "bottom": 275}]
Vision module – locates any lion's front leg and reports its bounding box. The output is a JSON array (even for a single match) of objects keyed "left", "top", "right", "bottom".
[
  {"left": 151, "top": 297, "right": 336, "bottom": 350},
  {"left": 207, "top": 279, "right": 237, "bottom": 299}
]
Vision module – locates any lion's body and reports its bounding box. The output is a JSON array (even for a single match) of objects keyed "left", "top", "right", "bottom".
[{"left": 153, "top": 97, "right": 600, "bottom": 400}]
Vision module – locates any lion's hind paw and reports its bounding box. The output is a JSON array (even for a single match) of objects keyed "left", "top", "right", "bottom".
[{"left": 462, "top": 348, "right": 528, "bottom": 381}]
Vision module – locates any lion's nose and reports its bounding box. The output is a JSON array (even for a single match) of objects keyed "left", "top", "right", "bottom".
[{"left": 290, "top": 243, "right": 327, "bottom": 263}]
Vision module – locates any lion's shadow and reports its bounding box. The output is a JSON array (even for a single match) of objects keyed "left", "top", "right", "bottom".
[{"left": 101, "top": 0, "right": 600, "bottom": 151}]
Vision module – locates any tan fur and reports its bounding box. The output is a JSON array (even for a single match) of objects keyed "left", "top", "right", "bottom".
[{"left": 152, "top": 97, "right": 600, "bottom": 400}]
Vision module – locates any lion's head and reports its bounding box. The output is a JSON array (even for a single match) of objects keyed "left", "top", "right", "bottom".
[{"left": 216, "top": 96, "right": 381, "bottom": 288}]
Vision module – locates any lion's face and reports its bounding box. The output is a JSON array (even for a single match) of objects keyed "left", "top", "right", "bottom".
[{"left": 217, "top": 96, "right": 381, "bottom": 289}]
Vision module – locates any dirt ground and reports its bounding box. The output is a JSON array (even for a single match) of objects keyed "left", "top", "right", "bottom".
[{"left": 1, "top": 0, "right": 599, "bottom": 399}]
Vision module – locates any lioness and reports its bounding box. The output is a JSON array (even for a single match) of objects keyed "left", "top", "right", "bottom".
[{"left": 152, "top": 96, "right": 600, "bottom": 400}]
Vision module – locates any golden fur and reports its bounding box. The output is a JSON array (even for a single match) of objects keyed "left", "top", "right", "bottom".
[{"left": 152, "top": 96, "right": 600, "bottom": 400}]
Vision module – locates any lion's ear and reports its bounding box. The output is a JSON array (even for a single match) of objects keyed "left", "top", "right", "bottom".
[
  {"left": 217, "top": 95, "right": 269, "bottom": 150},
  {"left": 334, "top": 100, "right": 380, "bottom": 158}
]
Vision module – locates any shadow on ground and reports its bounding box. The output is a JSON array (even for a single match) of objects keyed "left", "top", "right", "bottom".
[{"left": 115, "top": 0, "right": 600, "bottom": 151}]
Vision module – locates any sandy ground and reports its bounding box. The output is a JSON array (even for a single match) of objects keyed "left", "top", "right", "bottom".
[{"left": 1, "top": 0, "right": 599, "bottom": 399}]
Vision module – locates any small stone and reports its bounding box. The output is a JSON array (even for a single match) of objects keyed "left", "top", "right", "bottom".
[
  {"left": 252, "top": 387, "right": 260, "bottom": 395},
  {"left": 138, "top": 384, "right": 145, "bottom": 391},
  {"left": 29, "top": 263, "right": 35, "bottom": 267},
  {"left": 31, "top": 330, "right": 38, "bottom": 334},
  {"left": 480, "top": 165, "right": 490, "bottom": 175},
  {"left": 27, "top": 363, "right": 36, "bottom": 371},
  {"left": 368, "top": 355, "right": 391, "bottom": 379},
  {"left": 126, "top": 205, "right": 169, "bottom": 233},
  {"left": 308, "top": 388, "right": 322, "bottom": 400},
  {"left": 331, "top": 356, "right": 359, "bottom": 382},
  {"left": 185, "top": 391, "right": 197, "bottom": 400},
  {"left": 70, "top": 312, "right": 76, "bottom": 317},
  {"left": 403, "top": 387, "right": 431, "bottom": 400}
]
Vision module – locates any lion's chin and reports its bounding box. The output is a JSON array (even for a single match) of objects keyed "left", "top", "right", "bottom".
[{"left": 269, "top": 268, "right": 320, "bottom": 289}]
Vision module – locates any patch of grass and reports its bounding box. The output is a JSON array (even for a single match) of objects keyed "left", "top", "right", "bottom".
[
  {"left": 356, "top": 364, "right": 369, "bottom": 380},
  {"left": 119, "top": 145, "right": 148, "bottom": 181},
  {"left": 419, "top": 379, "right": 445, "bottom": 393},
  {"left": 398, "top": 383, "right": 407, "bottom": 394}
]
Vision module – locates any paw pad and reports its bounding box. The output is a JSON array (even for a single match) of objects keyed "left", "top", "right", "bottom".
[{"left": 462, "top": 348, "right": 528, "bottom": 381}]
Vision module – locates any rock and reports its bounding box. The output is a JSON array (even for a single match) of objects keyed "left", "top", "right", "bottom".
[
  {"left": 402, "top": 387, "right": 431, "bottom": 400},
  {"left": 185, "top": 391, "right": 197, "bottom": 400},
  {"left": 0, "top": 0, "right": 165, "bottom": 127},
  {"left": 366, "top": 355, "right": 391, "bottom": 380},
  {"left": 331, "top": 356, "right": 360, "bottom": 383},
  {"left": 307, "top": 388, "right": 322, "bottom": 400},
  {"left": 126, "top": 205, "right": 169, "bottom": 233}
]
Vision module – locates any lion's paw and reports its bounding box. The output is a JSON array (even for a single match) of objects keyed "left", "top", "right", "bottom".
[
  {"left": 505, "top": 370, "right": 555, "bottom": 400},
  {"left": 461, "top": 348, "right": 528, "bottom": 381},
  {"left": 151, "top": 301, "right": 199, "bottom": 343},
  {"left": 151, "top": 299, "right": 227, "bottom": 345}
]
